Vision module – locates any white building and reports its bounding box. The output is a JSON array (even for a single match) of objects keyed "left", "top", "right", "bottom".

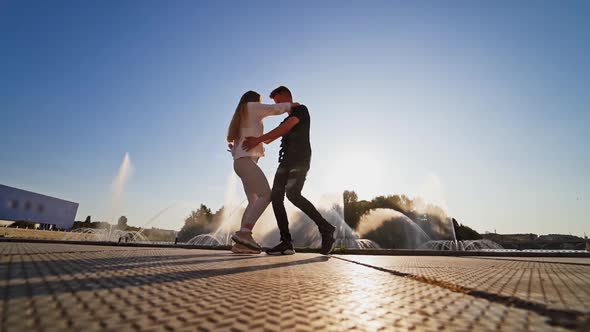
[{"left": 0, "top": 184, "right": 79, "bottom": 229}]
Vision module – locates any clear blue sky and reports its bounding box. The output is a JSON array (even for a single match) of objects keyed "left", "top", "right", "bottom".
[{"left": 1, "top": 1, "right": 588, "bottom": 235}]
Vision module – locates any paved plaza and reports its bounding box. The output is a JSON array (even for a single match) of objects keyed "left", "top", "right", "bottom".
[{"left": 1, "top": 242, "right": 589, "bottom": 331}]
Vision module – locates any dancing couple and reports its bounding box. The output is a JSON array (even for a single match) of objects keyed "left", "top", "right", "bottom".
[{"left": 227, "top": 86, "right": 335, "bottom": 255}]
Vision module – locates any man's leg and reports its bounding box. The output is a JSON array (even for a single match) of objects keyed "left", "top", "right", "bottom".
[
  {"left": 271, "top": 166, "right": 292, "bottom": 242},
  {"left": 284, "top": 165, "right": 333, "bottom": 233}
]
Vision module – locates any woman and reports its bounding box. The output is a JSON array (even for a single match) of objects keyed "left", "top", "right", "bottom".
[{"left": 227, "top": 90, "right": 297, "bottom": 254}]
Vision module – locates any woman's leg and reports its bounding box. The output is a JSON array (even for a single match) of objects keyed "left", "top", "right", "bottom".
[
  {"left": 235, "top": 158, "right": 256, "bottom": 230},
  {"left": 234, "top": 157, "right": 272, "bottom": 231},
  {"left": 240, "top": 190, "right": 258, "bottom": 231}
]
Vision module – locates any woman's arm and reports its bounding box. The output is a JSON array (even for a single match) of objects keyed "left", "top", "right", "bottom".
[{"left": 247, "top": 102, "right": 299, "bottom": 119}]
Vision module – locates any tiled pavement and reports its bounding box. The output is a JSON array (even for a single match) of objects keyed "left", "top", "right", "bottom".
[
  {"left": 339, "top": 255, "right": 590, "bottom": 313},
  {"left": 1, "top": 242, "right": 589, "bottom": 331}
]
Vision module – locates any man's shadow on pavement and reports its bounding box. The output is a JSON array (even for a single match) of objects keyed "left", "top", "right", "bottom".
[
  {"left": 2, "top": 255, "right": 330, "bottom": 300},
  {"left": 1, "top": 253, "right": 264, "bottom": 279}
]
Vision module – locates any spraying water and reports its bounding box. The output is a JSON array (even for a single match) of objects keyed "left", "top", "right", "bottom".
[
  {"left": 132, "top": 204, "right": 176, "bottom": 241},
  {"left": 187, "top": 186, "right": 379, "bottom": 248},
  {"left": 64, "top": 152, "right": 137, "bottom": 242},
  {"left": 356, "top": 209, "right": 431, "bottom": 249},
  {"left": 187, "top": 169, "right": 245, "bottom": 246},
  {"left": 63, "top": 228, "right": 148, "bottom": 242},
  {"left": 106, "top": 152, "right": 133, "bottom": 240},
  {"left": 110, "top": 152, "right": 133, "bottom": 223},
  {"left": 68, "top": 154, "right": 501, "bottom": 250},
  {"left": 259, "top": 194, "right": 380, "bottom": 249}
]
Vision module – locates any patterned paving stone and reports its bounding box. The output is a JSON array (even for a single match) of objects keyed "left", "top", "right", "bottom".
[
  {"left": 0, "top": 242, "right": 588, "bottom": 331},
  {"left": 336, "top": 255, "right": 590, "bottom": 313},
  {"left": 476, "top": 256, "right": 590, "bottom": 265},
  {"left": 0, "top": 242, "right": 142, "bottom": 255}
]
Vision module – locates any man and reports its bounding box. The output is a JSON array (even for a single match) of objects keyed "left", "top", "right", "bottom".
[{"left": 243, "top": 86, "right": 335, "bottom": 255}]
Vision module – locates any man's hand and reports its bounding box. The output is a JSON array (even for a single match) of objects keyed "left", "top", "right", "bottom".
[
  {"left": 249, "top": 117, "right": 300, "bottom": 148},
  {"left": 242, "top": 136, "right": 261, "bottom": 151}
]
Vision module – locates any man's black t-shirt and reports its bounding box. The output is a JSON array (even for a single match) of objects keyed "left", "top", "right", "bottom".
[{"left": 278, "top": 105, "right": 312, "bottom": 167}]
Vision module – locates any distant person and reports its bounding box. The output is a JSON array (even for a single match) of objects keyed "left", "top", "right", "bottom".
[
  {"left": 228, "top": 90, "right": 298, "bottom": 254},
  {"left": 243, "top": 86, "right": 335, "bottom": 255}
]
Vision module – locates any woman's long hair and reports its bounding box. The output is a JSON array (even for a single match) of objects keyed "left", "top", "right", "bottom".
[{"left": 227, "top": 90, "right": 261, "bottom": 142}]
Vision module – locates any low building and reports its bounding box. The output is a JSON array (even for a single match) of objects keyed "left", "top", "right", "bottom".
[{"left": 0, "top": 184, "right": 79, "bottom": 229}]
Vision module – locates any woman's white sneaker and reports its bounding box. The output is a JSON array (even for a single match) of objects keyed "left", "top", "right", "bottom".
[
  {"left": 231, "top": 231, "right": 262, "bottom": 250},
  {"left": 231, "top": 243, "right": 261, "bottom": 254}
]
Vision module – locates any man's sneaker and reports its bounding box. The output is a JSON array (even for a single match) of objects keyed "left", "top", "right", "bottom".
[
  {"left": 231, "top": 243, "right": 261, "bottom": 254},
  {"left": 231, "top": 231, "right": 261, "bottom": 250},
  {"left": 320, "top": 224, "right": 336, "bottom": 255},
  {"left": 266, "top": 241, "right": 295, "bottom": 255}
]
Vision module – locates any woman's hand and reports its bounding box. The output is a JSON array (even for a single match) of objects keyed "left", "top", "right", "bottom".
[
  {"left": 242, "top": 136, "right": 261, "bottom": 151},
  {"left": 287, "top": 102, "right": 300, "bottom": 114},
  {"left": 227, "top": 143, "right": 234, "bottom": 153}
]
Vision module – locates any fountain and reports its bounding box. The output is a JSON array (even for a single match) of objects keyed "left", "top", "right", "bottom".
[
  {"left": 63, "top": 152, "right": 165, "bottom": 243},
  {"left": 351, "top": 206, "right": 503, "bottom": 251},
  {"left": 258, "top": 196, "right": 380, "bottom": 249},
  {"left": 418, "top": 214, "right": 504, "bottom": 250},
  {"left": 187, "top": 233, "right": 225, "bottom": 246},
  {"left": 63, "top": 227, "right": 148, "bottom": 242},
  {"left": 74, "top": 155, "right": 500, "bottom": 251},
  {"left": 186, "top": 171, "right": 243, "bottom": 246},
  {"left": 130, "top": 204, "right": 176, "bottom": 242},
  {"left": 184, "top": 181, "right": 502, "bottom": 251},
  {"left": 419, "top": 239, "right": 503, "bottom": 251},
  {"left": 186, "top": 184, "right": 379, "bottom": 249},
  {"left": 356, "top": 209, "right": 431, "bottom": 249},
  {"left": 109, "top": 153, "right": 133, "bottom": 221}
]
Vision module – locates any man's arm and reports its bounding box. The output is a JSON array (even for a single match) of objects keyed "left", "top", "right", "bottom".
[{"left": 242, "top": 117, "right": 300, "bottom": 151}]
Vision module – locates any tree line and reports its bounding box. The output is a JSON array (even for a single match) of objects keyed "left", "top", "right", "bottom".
[
  {"left": 343, "top": 190, "right": 481, "bottom": 241},
  {"left": 175, "top": 191, "right": 482, "bottom": 246}
]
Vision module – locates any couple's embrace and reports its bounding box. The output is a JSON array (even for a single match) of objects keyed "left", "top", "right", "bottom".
[{"left": 227, "top": 86, "right": 335, "bottom": 255}]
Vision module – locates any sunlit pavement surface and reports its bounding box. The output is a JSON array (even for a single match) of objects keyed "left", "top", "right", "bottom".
[{"left": 1, "top": 242, "right": 589, "bottom": 331}]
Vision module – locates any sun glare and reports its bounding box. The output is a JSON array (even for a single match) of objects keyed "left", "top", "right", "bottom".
[{"left": 322, "top": 150, "right": 386, "bottom": 199}]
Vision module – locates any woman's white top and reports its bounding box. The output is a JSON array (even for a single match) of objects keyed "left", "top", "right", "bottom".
[{"left": 231, "top": 102, "right": 292, "bottom": 160}]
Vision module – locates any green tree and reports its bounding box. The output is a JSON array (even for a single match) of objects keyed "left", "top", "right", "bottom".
[
  {"left": 177, "top": 204, "right": 215, "bottom": 242},
  {"left": 117, "top": 216, "right": 128, "bottom": 230},
  {"left": 453, "top": 218, "right": 482, "bottom": 240},
  {"left": 343, "top": 190, "right": 360, "bottom": 228}
]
